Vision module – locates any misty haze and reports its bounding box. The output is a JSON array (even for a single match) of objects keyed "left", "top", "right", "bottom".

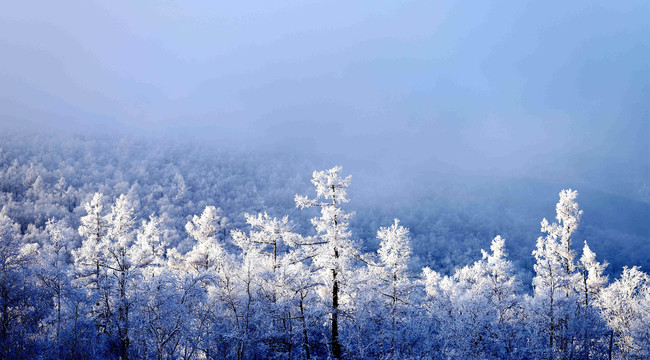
[{"left": 0, "top": 1, "right": 648, "bottom": 359}]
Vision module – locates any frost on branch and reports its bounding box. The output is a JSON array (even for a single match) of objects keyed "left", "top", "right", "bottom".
[
  {"left": 184, "top": 205, "right": 228, "bottom": 273},
  {"left": 295, "top": 166, "right": 356, "bottom": 359}
]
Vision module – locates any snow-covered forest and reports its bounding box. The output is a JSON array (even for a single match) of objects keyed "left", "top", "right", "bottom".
[
  {"left": 2, "top": 0, "right": 648, "bottom": 358},
  {"left": 0, "top": 133, "right": 648, "bottom": 360}
]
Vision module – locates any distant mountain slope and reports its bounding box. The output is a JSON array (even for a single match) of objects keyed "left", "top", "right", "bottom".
[
  {"left": 0, "top": 131, "right": 646, "bottom": 287},
  {"left": 353, "top": 177, "right": 649, "bottom": 284}
]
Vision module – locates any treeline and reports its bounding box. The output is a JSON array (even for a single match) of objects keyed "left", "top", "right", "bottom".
[
  {"left": 0, "top": 165, "right": 648, "bottom": 360},
  {"left": 2, "top": 133, "right": 647, "bottom": 283}
]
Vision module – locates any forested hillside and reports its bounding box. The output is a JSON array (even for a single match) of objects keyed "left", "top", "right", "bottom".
[
  {"left": 0, "top": 132, "right": 648, "bottom": 359},
  {"left": 2, "top": 132, "right": 647, "bottom": 279}
]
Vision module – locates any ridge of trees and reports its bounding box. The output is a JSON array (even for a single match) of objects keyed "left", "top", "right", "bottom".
[{"left": 1, "top": 159, "right": 648, "bottom": 359}]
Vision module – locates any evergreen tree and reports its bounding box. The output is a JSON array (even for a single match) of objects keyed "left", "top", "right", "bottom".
[
  {"left": 231, "top": 212, "right": 306, "bottom": 358},
  {"left": 183, "top": 206, "right": 228, "bottom": 273},
  {"left": 599, "top": 266, "right": 650, "bottom": 359},
  {"left": 529, "top": 189, "right": 595, "bottom": 359},
  {"left": 74, "top": 193, "right": 108, "bottom": 292},
  {"left": 295, "top": 166, "right": 358, "bottom": 359},
  {"left": 0, "top": 214, "right": 40, "bottom": 359},
  {"left": 573, "top": 241, "right": 609, "bottom": 359},
  {"left": 36, "top": 219, "right": 75, "bottom": 359},
  {"left": 373, "top": 219, "right": 415, "bottom": 358},
  {"left": 104, "top": 194, "right": 137, "bottom": 360},
  {"left": 423, "top": 236, "right": 522, "bottom": 359}
]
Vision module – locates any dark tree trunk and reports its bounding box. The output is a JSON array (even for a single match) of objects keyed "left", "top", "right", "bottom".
[
  {"left": 331, "top": 246, "right": 341, "bottom": 359},
  {"left": 299, "top": 297, "right": 310, "bottom": 360},
  {"left": 332, "top": 267, "right": 341, "bottom": 359}
]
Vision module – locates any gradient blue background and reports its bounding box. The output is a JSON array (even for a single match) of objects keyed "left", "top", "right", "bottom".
[{"left": 1, "top": 0, "right": 648, "bottom": 199}]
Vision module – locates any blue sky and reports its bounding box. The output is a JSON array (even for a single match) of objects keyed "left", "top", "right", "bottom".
[{"left": 1, "top": 1, "right": 648, "bottom": 189}]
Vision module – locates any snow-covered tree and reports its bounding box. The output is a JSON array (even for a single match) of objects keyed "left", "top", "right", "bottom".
[
  {"left": 578, "top": 241, "right": 608, "bottom": 308},
  {"left": 542, "top": 189, "right": 582, "bottom": 290},
  {"left": 74, "top": 192, "right": 108, "bottom": 291},
  {"left": 74, "top": 193, "right": 163, "bottom": 359},
  {"left": 36, "top": 219, "right": 75, "bottom": 359},
  {"left": 370, "top": 219, "right": 416, "bottom": 358},
  {"left": 229, "top": 212, "right": 321, "bottom": 359},
  {"left": 569, "top": 241, "right": 610, "bottom": 359},
  {"left": 183, "top": 206, "right": 228, "bottom": 273},
  {"left": 529, "top": 190, "right": 581, "bottom": 357},
  {"left": 599, "top": 266, "right": 650, "bottom": 359},
  {"left": 230, "top": 212, "right": 307, "bottom": 357},
  {"left": 295, "top": 166, "right": 358, "bottom": 359},
  {"left": 72, "top": 192, "right": 115, "bottom": 356},
  {"left": 132, "top": 214, "right": 167, "bottom": 277},
  {"left": 231, "top": 212, "right": 300, "bottom": 272},
  {"left": 0, "top": 214, "right": 40, "bottom": 359},
  {"left": 171, "top": 206, "right": 251, "bottom": 359},
  {"left": 376, "top": 219, "right": 412, "bottom": 304},
  {"left": 103, "top": 194, "right": 137, "bottom": 360},
  {"left": 422, "top": 235, "right": 522, "bottom": 359},
  {"left": 479, "top": 235, "right": 523, "bottom": 357}
]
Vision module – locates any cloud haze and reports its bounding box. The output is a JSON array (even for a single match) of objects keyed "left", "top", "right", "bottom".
[{"left": 1, "top": 0, "right": 648, "bottom": 197}]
